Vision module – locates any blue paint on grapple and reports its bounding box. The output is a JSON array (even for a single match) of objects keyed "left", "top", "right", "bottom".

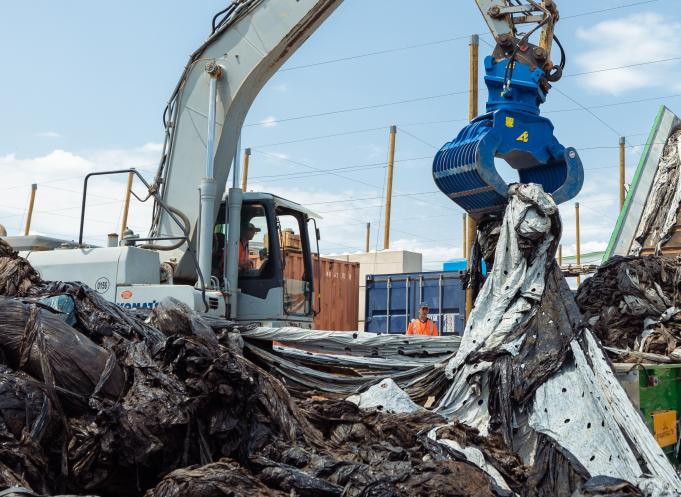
[{"left": 433, "top": 55, "right": 584, "bottom": 218}]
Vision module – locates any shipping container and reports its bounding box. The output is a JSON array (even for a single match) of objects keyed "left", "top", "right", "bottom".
[
  {"left": 284, "top": 251, "right": 359, "bottom": 331},
  {"left": 365, "top": 271, "right": 466, "bottom": 335}
]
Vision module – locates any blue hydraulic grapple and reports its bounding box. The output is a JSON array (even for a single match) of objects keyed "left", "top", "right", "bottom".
[{"left": 433, "top": 54, "right": 583, "bottom": 218}]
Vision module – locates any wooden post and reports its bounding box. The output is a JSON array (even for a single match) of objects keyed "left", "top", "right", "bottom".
[
  {"left": 383, "top": 125, "right": 397, "bottom": 250},
  {"left": 619, "top": 137, "right": 626, "bottom": 210},
  {"left": 575, "top": 202, "right": 581, "bottom": 286},
  {"left": 462, "top": 213, "right": 468, "bottom": 260},
  {"left": 558, "top": 244, "right": 563, "bottom": 266},
  {"left": 466, "top": 34, "right": 479, "bottom": 321},
  {"left": 23, "top": 184, "right": 37, "bottom": 236},
  {"left": 469, "top": 35, "right": 479, "bottom": 121},
  {"left": 365, "top": 222, "right": 371, "bottom": 253},
  {"left": 119, "top": 172, "right": 134, "bottom": 240},
  {"left": 241, "top": 148, "right": 251, "bottom": 191}
]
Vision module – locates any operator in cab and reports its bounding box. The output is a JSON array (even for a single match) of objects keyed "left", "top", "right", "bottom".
[
  {"left": 239, "top": 221, "right": 260, "bottom": 273},
  {"left": 406, "top": 303, "right": 438, "bottom": 336}
]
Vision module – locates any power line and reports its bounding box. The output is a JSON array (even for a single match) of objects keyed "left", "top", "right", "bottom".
[
  {"left": 398, "top": 127, "right": 439, "bottom": 149},
  {"left": 280, "top": 34, "right": 472, "bottom": 72},
  {"left": 546, "top": 93, "right": 681, "bottom": 114},
  {"left": 0, "top": 164, "right": 156, "bottom": 194},
  {"left": 251, "top": 149, "right": 458, "bottom": 214},
  {"left": 250, "top": 118, "right": 470, "bottom": 149},
  {"left": 246, "top": 92, "right": 676, "bottom": 153},
  {"left": 553, "top": 87, "right": 622, "bottom": 136},
  {"left": 561, "top": 0, "right": 660, "bottom": 19},
  {"left": 306, "top": 190, "right": 441, "bottom": 206},
  {"left": 244, "top": 90, "right": 469, "bottom": 127},
  {"left": 273, "top": 1, "right": 658, "bottom": 73},
  {"left": 252, "top": 149, "right": 385, "bottom": 190},
  {"left": 249, "top": 155, "right": 432, "bottom": 181},
  {"left": 251, "top": 126, "right": 387, "bottom": 148},
  {"left": 566, "top": 56, "right": 681, "bottom": 78}
]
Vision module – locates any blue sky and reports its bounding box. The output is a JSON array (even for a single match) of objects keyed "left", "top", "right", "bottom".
[{"left": 1, "top": 0, "right": 680, "bottom": 270}]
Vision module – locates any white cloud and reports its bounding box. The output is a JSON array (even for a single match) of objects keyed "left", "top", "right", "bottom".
[
  {"left": 575, "top": 13, "right": 681, "bottom": 94},
  {"left": 272, "top": 83, "right": 287, "bottom": 93},
  {"left": 0, "top": 145, "right": 160, "bottom": 244},
  {"left": 259, "top": 116, "right": 278, "bottom": 128},
  {"left": 138, "top": 142, "right": 163, "bottom": 154},
  {"left": 36, "top": 131, "right": 62, "bottom": 139}
]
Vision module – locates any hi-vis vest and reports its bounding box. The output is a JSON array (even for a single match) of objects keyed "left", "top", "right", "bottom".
[{"left": 407, "top": 318, "right": 438, "bottom": 336}]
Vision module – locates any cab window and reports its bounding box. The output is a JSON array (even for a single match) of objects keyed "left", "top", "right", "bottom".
[{"left": 278, "top": 209, "right": 311, "bottom": 316}]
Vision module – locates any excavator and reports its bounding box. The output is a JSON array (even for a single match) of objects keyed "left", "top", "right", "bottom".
[{"left": 5, "top": 0, "right": 583, "bottom": 328}]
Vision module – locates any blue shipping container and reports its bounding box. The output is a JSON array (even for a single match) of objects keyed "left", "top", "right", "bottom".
[{"left": 365, "top": 271, "right": 466, "bottom": 336}]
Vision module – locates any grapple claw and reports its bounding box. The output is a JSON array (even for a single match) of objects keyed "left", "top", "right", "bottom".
[{"left": 433, "top": 55, "right": 584, "bottom": 219}]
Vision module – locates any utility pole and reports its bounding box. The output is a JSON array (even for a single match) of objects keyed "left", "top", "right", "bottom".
[
  {"left": 120, "top": 172, "right": 134, "bottom": 240},
  {"left": 619, "top": 137, "right": 626, "bottom": 210},
  {"left": 575, "top": 202, "right": 581, "bottom": 286},
  {"left": 365, "top": 222, "right": 371, "bottom": 253},
  {"left": 383, "top": 125, "right": 397, "bottom": 250},
  {"left": 462, "top": 213, "right": 468, "bottom": 260},
  {"left": 241, "top": 148, "right": 251, "bottom": 191},
  {"left": 466, "top": 34, "right": 479, "bottom": 321},
  {"left": 23, "top": 184, "right": 37, "bottom": 236}
]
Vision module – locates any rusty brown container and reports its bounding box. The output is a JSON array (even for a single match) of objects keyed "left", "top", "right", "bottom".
[{"left": 284, "top": 251, "right": 359, "bottom": 331}]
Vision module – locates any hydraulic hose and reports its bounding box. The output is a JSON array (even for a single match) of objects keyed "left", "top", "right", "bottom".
[{"left": 140, "top": 206, "right": 191, "bottom": 251}]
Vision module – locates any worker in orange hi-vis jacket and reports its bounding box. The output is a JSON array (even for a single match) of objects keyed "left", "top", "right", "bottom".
[{"left": 406, "top": 303, "right": 439, "bottom": 336}]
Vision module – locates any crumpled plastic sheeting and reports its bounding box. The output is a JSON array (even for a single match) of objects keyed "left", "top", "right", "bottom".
[
  {"left": 529, "top": 330, "right": 679, "bottom": 495},
  {"left": 0, "top": 298, "right": 126, "bottom": 412},
  {"left": 346, "top": 378, "right": 423, "bottom": 413},
  {"left": 144, "top": 458, "right": 288, "bottom": 497},
  {"left": 631, "top": 128, "right": 681, "bottom": 255},
  {"left": 244, "top": 340, "right": 450, "bottom": 404},
  {"left": 576, "top": 255, "right": 681, "bottom": 360},
  {"left": 432, "top": 184, "right": 681, "bottom": 496},
  {"left": 242, "top": 327, "right": 461, "bottom": 358},
  {"left": 275, "top": 345, "right": 442, "bottom": 370},
  {"left": 0, "top": 240, "right": 41, "bottom": 297},
  {"left": 0, "top": 239, "right": 515, "bottom": 497},
  {"left": 147, "top": 297, "right": 218, "bottom": 345}
]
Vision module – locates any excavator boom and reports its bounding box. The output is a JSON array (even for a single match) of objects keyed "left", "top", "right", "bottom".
[{"left": 148, "top": 0, "right": 342, "bottom": 281}]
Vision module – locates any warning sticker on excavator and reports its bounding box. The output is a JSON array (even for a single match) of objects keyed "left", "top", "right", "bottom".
[
  {"left": 505, "top": 117, "right": 514, "bottom": 128},
  {"left": 516, "top": 131, "right": 529, "bottom": 143}
]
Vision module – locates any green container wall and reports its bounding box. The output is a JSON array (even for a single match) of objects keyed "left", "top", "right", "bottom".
[{"left": 638, "top": 364, "right": 681, "bottom": 464}]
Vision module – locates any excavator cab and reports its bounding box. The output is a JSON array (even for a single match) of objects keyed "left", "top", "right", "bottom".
[
  {"left": 213, "top": 192, "right": 318, "bottom": 327},
  {"left": 434, "top": 2, "right": 583, "bottom": 218}
]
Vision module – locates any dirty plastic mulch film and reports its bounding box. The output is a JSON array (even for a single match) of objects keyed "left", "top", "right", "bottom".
[
  {"left": 431, "top": 184, "right": 681, "bottom": 497},
  {"left": 631, "top": 128, "right": 681, "bottom": 256},
  {"left": 0, "top": 238, "right": 515, "bottom": 497},
  {"left": 577, "top": 254, "right": 681, "bottom": 362}
]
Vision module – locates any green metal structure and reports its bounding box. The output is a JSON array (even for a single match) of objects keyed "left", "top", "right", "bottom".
[{"left": 616, "top": 363, "right": 681, "bottom": 464}]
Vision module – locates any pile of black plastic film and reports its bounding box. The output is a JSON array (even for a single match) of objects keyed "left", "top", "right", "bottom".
[
  {"left": 1, "top": 180, "right": 681, "bottom": 496},
  {"left": 0, "top": 237, "right": 528, "bottom": 497},
  {"left": 576, "top": 254, "right": 681, "bottom": 362}
]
